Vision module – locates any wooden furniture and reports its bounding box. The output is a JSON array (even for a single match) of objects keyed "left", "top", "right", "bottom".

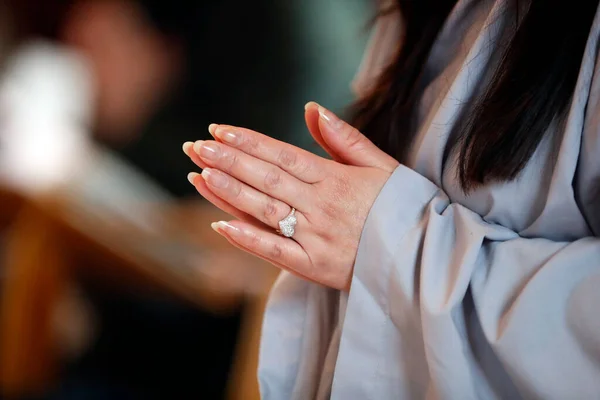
[
  {"left": 0, "top": 187, "right": 277, "bottom": 399},
  {"left": 0, "top": 187, "right": 24, "bottom": 228}
]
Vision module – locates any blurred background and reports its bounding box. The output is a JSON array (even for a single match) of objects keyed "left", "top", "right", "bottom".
[{"left": 0, "top": 0, "right": 373, "bottom": 398}]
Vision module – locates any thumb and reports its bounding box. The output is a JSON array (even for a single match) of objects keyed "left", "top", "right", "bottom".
[
  {"left": 304, "top": 102, "right": 343, "bottom": 162},
  {"left": 309, "top": 102, "right": 398, "bottom": 171}
]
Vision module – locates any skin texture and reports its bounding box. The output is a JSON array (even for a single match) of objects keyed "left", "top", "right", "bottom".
[{"left": 183, "top": 102, "right": 399, "bottom": 291}]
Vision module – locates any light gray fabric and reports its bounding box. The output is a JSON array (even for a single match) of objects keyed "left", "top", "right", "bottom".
[{"left": 258, "top": 0, "right": 600, "bottom": 398}]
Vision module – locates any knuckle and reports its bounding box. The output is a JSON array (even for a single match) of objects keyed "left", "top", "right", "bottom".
[
  {"left": 230, "top": 180, "right": 243, "bottom": 199},
  {"left": 268, "top": 242, "right": 284, "bottom": 259},
  {"left": 343, "top": 126, "right": 364, "bottom": 150},
  {"left": 263, "top": 197, "right": 279, "bottom": 220},
  {"left": 264, "top": 169, "right": 282, "bottom": 190},
  {"left": 278, "top": 149, "right": 313, "bottom": 177},
  {"left": 277, "top": 148, "right": 298, "bottom": 169},
  {"left": 223, "top": 151, "right": 238, "bottom": 172}
]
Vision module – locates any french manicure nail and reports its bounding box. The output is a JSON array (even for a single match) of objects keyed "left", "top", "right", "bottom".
[
  {"left": 182, "top": 141, "right": 194, "bottom": 156},
  {"left": 215, "top": 130, "right": 241, "bottom": 146},
  {"left": 201, "top": 168, "right": 228, "bottom": 188},
  {"left": 187, "top": 172, "right": 199, "bottom": 184},
  {"left": 208, "top": 124, "right": 218, "bottom": 137},
  {"left": 193, "top": 140, "right": 204, "bottom": 155},
  {"left": 304, "top": 101, "right": 317, "bottom": 111},
  {"left": 318, "top": 105, "right": 344, "bottom": 129},
  {"left": 211, "top": 221, "right": 240, "bottom": 236},
  {"left": 198, "top": 142, "right": 220, "bottom": 160}
]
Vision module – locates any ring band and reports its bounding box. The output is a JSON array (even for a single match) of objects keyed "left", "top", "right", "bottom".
[{"left": 277, "top": 207, "right": 297, "bottom": 238}]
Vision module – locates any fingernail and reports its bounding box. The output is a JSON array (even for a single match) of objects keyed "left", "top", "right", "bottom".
[
  {"left": 215, "top": 129, "right": 241, "bottom": 146},
  {"left": 208, "top": 124, "right": 218, "bottom": 137},
  {"left": 304, "top": 101, "right": 317, "bottom": 111},
  {"left": 211, "top": 220, "right": 240, "bottom": 236},
  {"left": 193, "top": 140, "right": 204, "bottom": 154},
  {"left": 182, "top": 141, "right": 194, "bottom": 156},
  {"left": 197, "top": 141, "right": 220, "bottom": 161},
  {"left": 187, "top": 172, "right": 199, "bottom": 184},
  {"left": 201, "top": 168, "right": 228, "bottom": 188},
  {"left": 318, "top": 105, "right": 344, "bottom": 129}
]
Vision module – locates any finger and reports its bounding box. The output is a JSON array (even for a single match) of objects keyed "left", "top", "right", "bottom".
[
  {"left": 208, "top": 123, "right": 327, "bottom": 184},
  {"left": 183, "top": 141, "right": 207, "bottom": 170},
  {"left": 210, "top": 220, "right": 312, "bottom": 279},
  {"left": 315, "top": 103, "right": 399, "bottom": 172},
  {"left": 212, "top": 221, "right": 321, "bottom": 286},
  {"left": 187, "top": 172, "right": 258, "bottom": 225},
  {"left": 304, "top": 102, "right": 343, "bottom": 163},
  {"left": 193, "top": 140, "right": 312, "bottom": 209},
  {"left": 185, "top": 143, "right": 255, "bottom": 223},
  {"left": 200, "top": 167, "right": 309, "bottom": 235}
]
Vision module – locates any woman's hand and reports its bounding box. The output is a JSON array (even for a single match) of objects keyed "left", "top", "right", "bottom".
[{"left": 183, "top": 102, "right": 399, "bottom": 291}]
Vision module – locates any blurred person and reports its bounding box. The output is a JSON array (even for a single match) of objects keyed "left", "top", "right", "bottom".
[
  {"left": 184, "top": 0, "right": 600, "bottom": 398},
  {"left": 1, "top": 1, "right": 243, "bottom": 399},
  {"left": 0, "top": 0, "right": 183, "bottom": 194}
]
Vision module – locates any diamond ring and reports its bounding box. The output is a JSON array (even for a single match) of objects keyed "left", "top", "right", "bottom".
[{"left": 277, "top": 207, "right": 297, "bottom": 238}]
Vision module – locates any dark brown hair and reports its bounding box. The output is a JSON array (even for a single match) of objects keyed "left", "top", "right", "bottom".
[{"left": 353, "top": 0, "right": 599, "bottom": 191}]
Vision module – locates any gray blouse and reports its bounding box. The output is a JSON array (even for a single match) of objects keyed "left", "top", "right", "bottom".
[{"left": 258, "top": 1, "right": 600, "bottom": 398}]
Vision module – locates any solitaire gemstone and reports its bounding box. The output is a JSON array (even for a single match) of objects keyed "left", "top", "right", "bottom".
[{"left": 279, "top": 214, "right": 297, "bottom": 237}]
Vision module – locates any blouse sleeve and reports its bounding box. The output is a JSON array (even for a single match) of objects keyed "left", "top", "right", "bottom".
[{"left": 332, "top": 164, "right": 600, "bottom": 399}]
